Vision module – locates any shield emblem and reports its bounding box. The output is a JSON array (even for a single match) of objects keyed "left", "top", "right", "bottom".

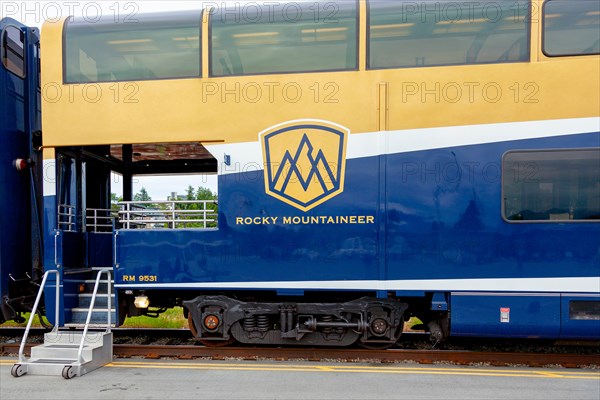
[{"left": 260, "top": 120, "right": 349, "bottom": 212}]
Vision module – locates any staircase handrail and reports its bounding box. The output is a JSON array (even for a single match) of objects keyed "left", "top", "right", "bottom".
[
  {"left": 18, "top": 270, "right": 61, "bottom": 363},
  {"left": 77, "top": 268, "right": 112, "bottom": 364}
]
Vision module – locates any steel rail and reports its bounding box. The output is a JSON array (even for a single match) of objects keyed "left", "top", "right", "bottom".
[{"left": 2, "top": 343, "right": 598, "bottom": 368}]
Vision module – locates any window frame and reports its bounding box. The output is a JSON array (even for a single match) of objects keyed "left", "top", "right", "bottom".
[
  {"left": 501, "top": 148, "right": 600, "bottom": 224},
  {"left": 542, "top": 0, "right": 600, "bottom": 58},
  {"left": 208, "top": 0, "right": 360, "bottom": 78},
  {"left": 366, "top": 0, "right": 532, "bottom": 70},
  {"left": 61, "top": 11, "right": 204, "bottom": 84},
  {"left": 1, "top": 25, "right": 26, "bottom": 79}
]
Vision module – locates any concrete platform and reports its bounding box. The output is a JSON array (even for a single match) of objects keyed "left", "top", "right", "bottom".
[{"left": 1, "top": 357, "right": 599, "bottom": 400}]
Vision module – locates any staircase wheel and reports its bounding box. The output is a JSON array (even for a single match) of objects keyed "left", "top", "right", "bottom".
[
  {"left": 11, "top": 364, "right": 25, "bottom": 377},
  {"left": 62, "top": 366, "right": 75, "bottom": 379}
]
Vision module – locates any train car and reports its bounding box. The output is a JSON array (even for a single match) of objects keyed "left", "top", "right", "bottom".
[
  {"left": 32, "top": 0, "right": 600, "bottom": 347},
  {"left": 0, "top": 18, "right": 43, "bottom": 324}
]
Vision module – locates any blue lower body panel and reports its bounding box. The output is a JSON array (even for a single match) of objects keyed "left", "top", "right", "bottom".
[{"left": 450, "top": 292, "right": 561, "bottom": 338}]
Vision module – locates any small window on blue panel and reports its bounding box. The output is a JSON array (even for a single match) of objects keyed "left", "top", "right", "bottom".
[
  {"left": 502, "top": 149, "right": 600, "bottom": 222},
  {"left": 570, "top": 301, "right": 600, "bottom": 320},
  {"left": 2, "top": 26, "right": 26, "bottom": 78}
]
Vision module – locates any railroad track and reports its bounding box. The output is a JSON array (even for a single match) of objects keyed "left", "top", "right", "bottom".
[
  {"left": 1, "top": 328, "right": 598, "bottom": 368},
  {"left": 2, "top": 343, "right": 598, "bottom": 368}
]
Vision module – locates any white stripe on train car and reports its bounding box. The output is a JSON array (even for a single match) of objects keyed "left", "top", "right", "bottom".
[
  {"left": 206, "top": 117, "right": 600, "bottom": 175},
  {"left": 115, "top": 276, "right": 600, "bottom": 293}
]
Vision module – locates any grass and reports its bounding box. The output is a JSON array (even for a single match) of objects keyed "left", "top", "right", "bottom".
[
  {"left": 3, "top": 308, "right": 188, "bottom": 329},
  {"left": 5, "top": 309, "right": 422, "bottom": 331},
  {"left": 120, "top": 307, "right": 188, "bottom": 329},
  {"left": 122, "top": 311, "right": 422, "bottom": 331},
  {"left": 3, "top": 313, "right": 49, "bottom": 328},
  {"left": 405, "top": 317, "right": 425, "bottom": 332}
]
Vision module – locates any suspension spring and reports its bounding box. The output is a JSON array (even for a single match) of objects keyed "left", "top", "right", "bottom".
[
  {"left": 256, "top": 315, "right": 270, "bottom": 332},
  {"left": 320, "top": 315, "right": 334, "bottom": 334},
  {"left": 242, "top": 316, "right": 257, "bottom": 331}
]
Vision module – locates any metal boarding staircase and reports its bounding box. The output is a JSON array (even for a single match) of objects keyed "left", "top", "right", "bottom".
[
  {"left": 66, "top": 271, "right": 117, "bottom": 328},
  {"left": 12, "top": 269, "right": 114, "bottom": 379},
  {"left": 11, "top": 200, "right": 216, "bottom": 378}
]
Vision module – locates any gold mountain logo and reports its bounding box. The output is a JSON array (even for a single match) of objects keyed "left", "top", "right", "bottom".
[{"left": 260, "top": 120, "right": 349, "bottom": 212}]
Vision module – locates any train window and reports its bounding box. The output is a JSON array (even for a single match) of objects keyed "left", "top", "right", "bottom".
[
  {"left": 502, "top": 149, "right": 600, "bottom": 222},
  {"left": 64, "top": 11, "right": 202, "bottom": 83},
  {"left": 210, "top": 1, "right": 358, "bottom": 76},
  {"left": 368, "top": 0, "right": 530, "bottom": 69},
  {"left": 543, "top": 0, "right": 600, "bottom": 57},
  {"left": 570, "top": 301, "right": 600, "bottom": 320},
  {"left": 2, "top": 26, "right": 26, "bottom": 78}
]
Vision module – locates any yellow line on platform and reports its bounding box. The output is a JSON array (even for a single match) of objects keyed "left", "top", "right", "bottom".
[
  {"left": 102, "top": 361, "right": 600, "bottom": 380},
  {"left": 2, "top": 358, "right": 598, "bottom": 380}
]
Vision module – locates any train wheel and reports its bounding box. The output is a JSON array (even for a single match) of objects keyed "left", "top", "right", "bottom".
[
  {"left": 62, "top": 366, "right": 75, "bottom": 379},
  {"left": 188, "top": 312, "right": 235, "bottom": 347},
  {"left": 358, "top": 319, "right": 404, "bottom": 350},
  {"left": 11, "top": 364, "right": 25, "bottom": 377}
]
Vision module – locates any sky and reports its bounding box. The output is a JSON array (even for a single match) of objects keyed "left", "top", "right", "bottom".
[
  {"left": 2, "top": 1, "right": 223, "bottom": 199},
  {"left": 1, "top": 1, "right": 293, "bottom": 28},
  {"left": 2, "top": 1, "right": 208, "bottom": 28},
  {"left": 115, "top": 173, "right": 218, "bottom": 200}
]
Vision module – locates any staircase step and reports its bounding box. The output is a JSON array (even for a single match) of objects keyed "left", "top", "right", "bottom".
[
  {"left": 81, "top": 280, "right": 114, "bottom": 293},
  {"left": 31, "top": 344, "right": 92, "bottom": 361},
  {"left": 78, "top": 294, "right": 116, "bottom": 308},
  {"left": 70, "top": 309, "right": 116, "bottom": 324},
  {"left": 18, "top": 359, "right": 79, "bottom": 376},
  {"left": 29, "top": 358, "right": 78, "bottom": 363},
  {"left": 64, "top": 323, "right": 116, "bottom": 329},
  {"left": 45, "top": 330, "right": 107, "bottom": 344}
]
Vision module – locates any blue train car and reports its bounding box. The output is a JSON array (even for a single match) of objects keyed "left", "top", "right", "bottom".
[
  {"left": 8, "top": 0, "right": 600, "bottom": 346},
  {"left": 112, "top": 122, "right": 600, "bottom": 345},
  {"left": 0, "top": 18, "right": 42, "bottom": 324}
]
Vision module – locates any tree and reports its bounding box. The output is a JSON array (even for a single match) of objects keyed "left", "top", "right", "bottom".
[
  {"left": 110, "top": 193, "right": 123, "bottom": 212},
  {"left": 196, "top": 186, "right": 218, "bottom": 228},
  {"left": 133, "top": 187, "right": 152, "bottom": 202},
  {"left": 196, "top": 186, "right": 216, "bottom": 201},
  {"left": 173, "top": 186, "right": 217, "bottom": 228},
  {"left": 181, "top": 185, "right": 196, "bottom": 210},
  {"left": 185, "top": 185, "right": 195, "bottom": 200},
  {"left": 110, "top": 193, "right": 122, "bottom": 203}
]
